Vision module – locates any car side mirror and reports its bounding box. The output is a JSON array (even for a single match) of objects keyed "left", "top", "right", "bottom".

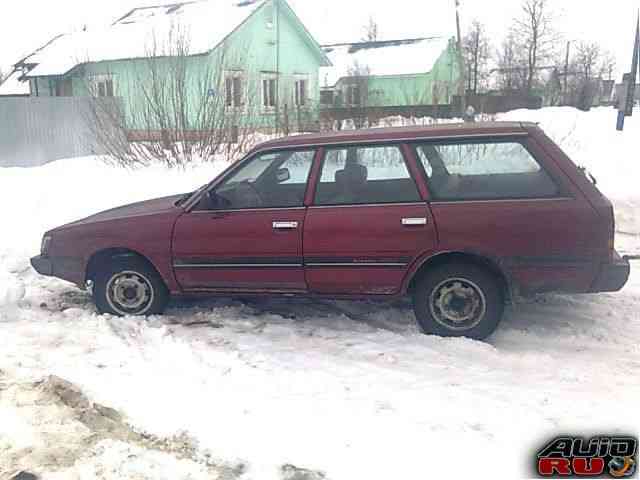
[
  {"left": 199, "top": 189, "right": 227, "bottom": 210},
  {"left": 275, "top": 168, "right": 290, "bottom": 183}
]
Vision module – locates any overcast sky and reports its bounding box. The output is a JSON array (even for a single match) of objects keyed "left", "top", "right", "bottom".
[{"left": 1, "top": 0, "right": 638, "bottom": 77}]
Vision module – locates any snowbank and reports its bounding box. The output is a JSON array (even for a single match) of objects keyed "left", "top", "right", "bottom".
[{"left": 0, "top": 271, "right": 25, "bottom": 310}]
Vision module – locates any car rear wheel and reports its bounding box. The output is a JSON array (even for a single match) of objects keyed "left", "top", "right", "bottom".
[
  {"left": 93, "top": 257, "right": 169, "bottom": 316},
  {"left": 413, "top": 262, "right": 504, "bottom": 340}
]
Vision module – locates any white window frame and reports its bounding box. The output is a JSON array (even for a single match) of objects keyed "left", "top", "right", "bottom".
[
  {"left": 261, "top": 73, "right": 278, "bottom": 113},
  {"left": 293, "top": 74, "right": 309, "bottom": 108},
  {"left": 224, "top": 70, "right": 245, "bottom": 111},
  {"left": 90, "top": 74, "right": 115, "bottom": 98}
]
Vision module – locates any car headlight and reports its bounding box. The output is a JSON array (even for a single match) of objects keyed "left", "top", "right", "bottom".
[{"left": 41, "top": 235, "right": 52, "bottom": 255}]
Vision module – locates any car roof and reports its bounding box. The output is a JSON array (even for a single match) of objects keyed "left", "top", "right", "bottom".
[{"left": 256, "top": 122, "right": 536, "bottom": 151}]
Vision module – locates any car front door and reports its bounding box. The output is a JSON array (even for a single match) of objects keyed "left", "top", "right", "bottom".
[
  {"left": 303, "top": 144, "right": 437, "bottom": 295},
  {"left": 172, "top": 149, "right": 316, "bottom": 293}
]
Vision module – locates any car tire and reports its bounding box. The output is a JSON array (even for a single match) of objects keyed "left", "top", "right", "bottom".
[
  {"left": 92, "top": 256, "right": 169, "bottom": 316},
  {"left": 413, "top": 262, "right": 504, "bottom": 340}
]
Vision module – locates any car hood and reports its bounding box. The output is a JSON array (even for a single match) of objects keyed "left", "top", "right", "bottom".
[{"left": 57, "top": 194, "right": 184, "bottom": 230}]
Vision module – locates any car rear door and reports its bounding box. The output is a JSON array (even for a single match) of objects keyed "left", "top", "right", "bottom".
[
  {"left": 413, "top": 136, "right": 602, "bottom": 294},
  {"left": 172, "top": 149, "right": 316, "bottom": 293},
  {"left": 303, "top": 143, "right": 437, "bottom": 295}
]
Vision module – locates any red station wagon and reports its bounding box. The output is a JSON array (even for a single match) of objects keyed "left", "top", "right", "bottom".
[{"left": 31, "top": 123, "right": 630, "bottom": 339}]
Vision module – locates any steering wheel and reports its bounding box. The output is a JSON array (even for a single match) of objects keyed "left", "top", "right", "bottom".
[{"left": 237, "top": 180, "right": 264, "bottom": 208}]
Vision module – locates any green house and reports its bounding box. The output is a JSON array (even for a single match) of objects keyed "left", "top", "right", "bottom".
[
  {"left": 8, "top": 0, "right": 330, "bottom": 133},
  {"left": 319, "top": 37, "right": 462, "bottom": 110}
]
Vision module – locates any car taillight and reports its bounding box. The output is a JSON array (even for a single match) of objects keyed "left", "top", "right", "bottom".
[{"left": 41, "top": 235, "right": 52, "bottom": 255}]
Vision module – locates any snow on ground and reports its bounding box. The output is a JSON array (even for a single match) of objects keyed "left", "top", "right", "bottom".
[{"left": 0, "top": 107, "right": 639, "bottom": 479}]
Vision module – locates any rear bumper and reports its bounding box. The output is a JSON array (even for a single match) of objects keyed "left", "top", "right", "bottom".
[
  {"left": 591, "top": 251, "right": 631, "bottom": 293},
  {"left": 31, "top": 254, "right": 54, "bottom": 276}
]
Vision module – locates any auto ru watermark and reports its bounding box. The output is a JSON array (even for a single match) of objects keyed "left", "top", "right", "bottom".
[{"left": 535, "top": 435, "right": 637, "bottom": 478}]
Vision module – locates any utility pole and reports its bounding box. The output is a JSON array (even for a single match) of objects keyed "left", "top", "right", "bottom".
[
  {"left": 455, "top": 0, "right": 466, "bottom": 113},
  {"left": 563, "top": 41, "right": 571, "bottom": 104},
  {"left": 617, "top": 12, "right": 639, "bottom": 130},
  {"left": 275, "top": 0, "right": 281, "bottom": 135},
  {"left": 625, "top": 13, "right": 639, "bottom": 116}
]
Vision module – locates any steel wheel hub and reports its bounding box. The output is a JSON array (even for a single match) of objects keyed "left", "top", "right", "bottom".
[
  {"left": 106, "top": 271, "right": 154, "bottom": 315},
  {"left": 429, "top": 277, "right": 487, "bottom": 331}
]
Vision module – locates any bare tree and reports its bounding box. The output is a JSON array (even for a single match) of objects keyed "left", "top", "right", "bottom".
[
  {"left": 495, "top": 33, "right": 527, "bottom": 92},
  {"left": 362, "top": 16, "right": 379, "bottom": 42},
  {"left": 568, "top": 42, "right": 616, "bottom": 110},
  {"left": 512, "top": 0, "right": 557, "bottom": 94},
  {"left": 599, "top": 50, "right": 617, "bottom": 81},
  {"left": 575, "top": 41, "right": 601, "bottom": 81},
  {"left": 462, "top": 20, "right": 491, "bottom": 94},
  {"left": 85, "top": 24, "right": 258, "bottom": 167}
]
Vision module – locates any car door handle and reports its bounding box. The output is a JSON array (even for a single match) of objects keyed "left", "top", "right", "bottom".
[
  {"left": 402, "top": 217, "right": 428, "bottom": 226},
  {"left": 273, "top": 221, "right": 299, "bottom": 230}
]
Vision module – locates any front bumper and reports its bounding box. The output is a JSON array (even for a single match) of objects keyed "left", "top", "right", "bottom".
[
  {"left": 591, "top": 251, "right": 631, "bottom": 293},
  {"left": 31, "top": 254, "right": 54, "bottom": 276}
]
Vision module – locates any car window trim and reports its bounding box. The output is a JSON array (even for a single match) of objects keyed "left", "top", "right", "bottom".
[
  {"left": 429, "top": 197, "right": 575, "bottom": 205},
  {"left": 310, "top": 141, "right": 424, "bottom": 208},
  {"left": 308, "top": 201, "right": 428, "bottom": 210}
]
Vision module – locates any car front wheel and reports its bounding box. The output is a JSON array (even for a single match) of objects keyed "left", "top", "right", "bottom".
[
  {"left": 413, "top": 262, "right": 504, "bottom": 340},
  {"left": 92, "top": 257, "right": 169, "bottom": 316}
]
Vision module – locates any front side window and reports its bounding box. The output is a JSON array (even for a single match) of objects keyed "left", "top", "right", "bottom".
[
  {"left": 415, "top": 141, "right": 560, "bottom": 201},
  {"left": 202, "top": 149, "right": 315, "bottom": 210},
  {"left": 314, "top": 145, "right": 421, "bottom": 206}
]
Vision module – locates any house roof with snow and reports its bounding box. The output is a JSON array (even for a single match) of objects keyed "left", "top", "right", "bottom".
[
  {"left": 20, "top": 0, "right": 267, "bottom": 78},
  {"left": 320, "top": 37, "right": 452, "bottom": 88},
  {"left": 7, "top": 0, "right": 331, "bottom": 81}
]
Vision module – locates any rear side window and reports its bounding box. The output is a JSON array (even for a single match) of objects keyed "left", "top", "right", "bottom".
[
  {"left": 314, "top": 145, "right": 421, "bottom": 206},
  {"left": 416, "top": 141, "right": 560, "bottom": 201}
]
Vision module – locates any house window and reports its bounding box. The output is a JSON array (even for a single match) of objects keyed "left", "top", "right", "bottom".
[
  {"left": 294, "top": 77, "right": 308, "bottom": 107},
  {"left": 225, "top": 72, "right": 244, "bottom": 108},
  {"left": 91, "top": 76, "right": 115, "bottom": 97},
  {"left": 320, "top": 90, "right": 334, "bottom": 106},
  {"left": 262, "top": 75, "right": 277, "bottom": 110},
  {"left": 346, "top": 85, "right": 361, "bottom": 106}
]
